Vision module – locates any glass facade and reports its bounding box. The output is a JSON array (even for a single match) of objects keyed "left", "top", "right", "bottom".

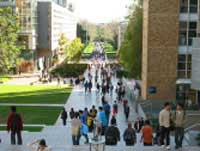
[{"left": 177, "top": 0, "right": 199, "bottom": 104}]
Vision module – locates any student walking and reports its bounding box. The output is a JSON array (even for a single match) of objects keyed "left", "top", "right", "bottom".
[
  {"left": 71, "top": 113, "right": 81, "bottom": 145},
  {"left": 61, "top": 108, "right": 68, "bottom": 126},
  {"left": 80, "top": 123, "right": 89, "bottom": 144},
  {"left": 124, "top": 104, "right": 130, "bottom": 121},
  {"left": 159, "top": 102, "right": 171, "bottom": 150},
  {"left": 105, "top": 120, "right": 120, "bottom": 145},
  {"left": 174, "top": 103, "right": 187, "bottom": 150},
  {"left": 141, "top": 120, "right": 153, "bottom": 146},
  {"left": 7, "top": 106, "right": 23, "bottom": 145},
  {"left": 112, "top": 101, "right": 118, "bottom": 116},
  {"left": 123, "top": 123, "right": 137, "bottom": 146}
]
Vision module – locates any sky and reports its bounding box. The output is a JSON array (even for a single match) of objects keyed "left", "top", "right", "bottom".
[{"left": 74, "top": 0, "right": 133, "bottom": 23}]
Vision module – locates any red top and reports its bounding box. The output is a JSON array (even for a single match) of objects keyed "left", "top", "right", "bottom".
[
  {"left": 7, "top": 112, "right": 23, "bottom": 131},
  {"left": 141, "top": 125, "right": 153, "bottom": 144}
]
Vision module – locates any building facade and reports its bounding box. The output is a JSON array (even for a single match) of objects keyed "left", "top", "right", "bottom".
[
  {"left": 37, "top": 1, "right": 77, "bottom": 69},
  {"left": 0, "top": 0, "right": 37, "bottom": 50},
  {"left": 142, "top": 0, "right": 200, "bottom": 105}
]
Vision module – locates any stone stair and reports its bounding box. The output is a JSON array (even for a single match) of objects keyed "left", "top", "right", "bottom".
[{"left": 1, "top": 126, "right": 199, "bottom": 151}]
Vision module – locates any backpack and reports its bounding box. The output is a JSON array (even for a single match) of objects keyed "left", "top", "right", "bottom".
[
  {"left": 106, "top": 127, "right": 117, "bottom": 145},
  {"left": 11, "top": 113, "right": 20, "bottom": 131},
  {"left": 124, "top": 129, "right": 135, "bottom": 142}
]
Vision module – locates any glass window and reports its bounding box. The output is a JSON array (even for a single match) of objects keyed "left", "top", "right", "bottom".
[
  {"left": 177, "top": 70, "right": 186, "bottom": 78},
  {"left": 190, "top": 0, "right": 198, "bottom": 13},
  {"left": 189, "top": 22, "right": 197, "bottom": 29},
  {"left": 179, "top": 31, "right": 187, "bottom": 45},
  {"left": 180, "top": 0, "right": 189, "bottom": 13},
  {"left": 178, "top": 55, "right": 186, "bottom": 62},
  {"left": 178, "top": 63, "right": 186, "bottom": 70}
]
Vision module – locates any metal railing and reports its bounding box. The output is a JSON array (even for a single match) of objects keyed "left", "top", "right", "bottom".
[
  {"left": 184, "top": 123, "right": 200, "bottom": 146},
  {"left": 139, "top": 101, "right": 153, "bottom": 117}
]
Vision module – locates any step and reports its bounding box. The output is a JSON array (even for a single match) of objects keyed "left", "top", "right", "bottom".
[{"left": 0, "top": 144, "right": 200, "bottom": 151}]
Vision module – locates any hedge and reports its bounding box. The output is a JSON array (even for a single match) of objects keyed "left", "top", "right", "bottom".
[{"left": 51, "top": 63, "right": 87, "bottom": 78}]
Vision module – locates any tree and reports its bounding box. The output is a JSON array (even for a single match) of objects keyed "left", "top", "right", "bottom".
[
  {"left": 0, "top": 7, "right": 21, "bottom": 74},
  {"left": 119, "top": 0, "right": 143, "bottom": 79},
  {"left": 65, "top": 38, "right": 84, "bottom": 63}
]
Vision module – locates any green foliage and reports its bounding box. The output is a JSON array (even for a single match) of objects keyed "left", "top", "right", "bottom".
[
  {"left": 119, "top": 1, "right": 143, "bottom": 79},
  {"left": 51, "top": 63, "right": 87, "bottom": 78},
  {"left": 0, "top": 7, "right": 22, "bottom": 74},
  {"left": 83, "top": 43, "right": 95, "bottom": 54},
  {"left": 65, "top": 38, "right": 84, "bottom": 63}
]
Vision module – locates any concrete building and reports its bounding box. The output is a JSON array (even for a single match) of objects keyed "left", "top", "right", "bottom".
[
  {"left": 37, "top": 0, "right": 77, "bottom": 69},
  {"left": 0, "top": 0, "right": 37, "bottom": 50},
  {"left": 142, "top": 0, "right": 200, "bottom": 105}
]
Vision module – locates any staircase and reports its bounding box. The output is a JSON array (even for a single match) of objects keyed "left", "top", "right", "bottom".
[{"left": 0, "top": 126, "right": 200, "bottom": 151}]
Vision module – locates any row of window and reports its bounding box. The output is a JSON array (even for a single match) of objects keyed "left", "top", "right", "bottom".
[
  {"left": 179, "top": 22, "right": 197, "bottom": 46},
  {"left": 180, "top": 0, "right": 198, "bottom": 13},
  {"left": 177, "top": 54, "right": 192, "bottom": 79}
]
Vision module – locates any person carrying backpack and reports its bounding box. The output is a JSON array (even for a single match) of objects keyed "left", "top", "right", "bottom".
[
  {"left": 7, "top": 106, "right": 23, "bottom": 145},
  {"left": 123, "top": 123, "right": 136, "bottom": 146},
  {"left": 61, "top": 108, "right": 68, "bottom": 126},
  {"left": 105, "top": 119, "right": 120, "bottom": 145}
]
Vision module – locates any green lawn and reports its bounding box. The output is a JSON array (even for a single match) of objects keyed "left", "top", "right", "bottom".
[
  {"left": 0, "top": 76, "right": 11, "bottom": 82},
  {"left": 0, "top": 106, "right": 62, "bottom": 125},
  {"left": 0, "top": 85, "right": 72, "bottom": 104},
  {"left": 0, "top": 126, "right": 43, "bottom": 132},
  {"left": 83, "top": 43, "right": 95, "bottom": 54}
]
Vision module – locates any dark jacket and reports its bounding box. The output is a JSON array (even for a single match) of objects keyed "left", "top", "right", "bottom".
[
  {"left": 105, "top": 126, "right": 120, "bottom": 145},
  {"left": 7, "top": 112, "right": 23, "bottom": 131},
  {"left": 123, "top": 128, "right": 136, "bottom": 146}
]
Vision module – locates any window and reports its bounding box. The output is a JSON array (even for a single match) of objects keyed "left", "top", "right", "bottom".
[
  {"left": 188, "top": 22, "right": 197, "bottom": 45},
  {"left": 190, "top": 0, "right": 198, "bottom": 13},
  {"left": 179, "top": 22, "right": 187, "bottom": 45},
  {"left": 180, "top": 0, "right": 189, "bottom": 13}
]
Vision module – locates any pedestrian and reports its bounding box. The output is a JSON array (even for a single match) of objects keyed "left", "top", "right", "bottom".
[
  {"left": 110, "top": 116, "right": 117, "bottom": 126},
  {"left": 139, "top": 117, "right": 144, "bottom": 131},
  {"left": 96, "top": 82, "right": 100, "bottom": 93},
  {"left": 84, "top": 80, "right": 88, "bottom": 93},
  {"left": 159, "top": 102, "right": 171, "bottom": 150},
  {"left": 141, "top": 120, "right": 153, "bottom": 146},
  {"left": 124, "top": 104, "right": 130, "bottom": 121},
  {"left": 79, "top": 110, "right": 87, "bottom": 125},
  {"left": 91, "top": 105, "right": 97, "bottom": 118},
  {"left": 174, "top": 103, "right": 187, "bottom": 150},
  {"left": 88, "top": 80, "right": 93, "bottom": 92},
  {"left": 7, "top": 106, "right": 23, "bottom": 145},
  {"left": 134, "top": 118, "right": 140, "bottom": 133},
  {"left": 123, "top": 123, "right": 137, "bottom": 146},
  {"left": 112, "top": 101, "right": 118, "bottom": 116},
  {"left": 28, "top": 139, "right": 51, "bottom": 151},
  {"left": 69, "top": 108, "right": 75, "bottom": 119},
  {"left": 105, "top": 119, "right": 120, "bottom": 145},
  {"left": 71, "top": 113, "right": 81, "bottom": 145},
  {"left": 103, "top": 102, "right": 111, "bottom": 122},
  {"left": 110, "top": 83, "right": 114, "bottom": 96},
  {"left": 87, "top": 110, "right": 94, "bottom": 132},
  {"left": 61, "top": 108, "right": 68, "bottom": 126},
  {"left": 97, "top": 107, "right": 108, "bottom": 135},
  {"left": 80, "top": 123, "right": 89, "bottom": 144}
]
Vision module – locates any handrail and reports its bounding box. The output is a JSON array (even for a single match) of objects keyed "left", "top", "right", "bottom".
[
  {"left": 139, "top": 101, "right": 153, "bottom": 116},
  {"left": 185, "top": 123, "right": 200, "bottom": 133}
]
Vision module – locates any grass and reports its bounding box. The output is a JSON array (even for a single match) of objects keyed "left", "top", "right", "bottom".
[
  {"left": 0, "top": 75, "right": 11, "bottom": 83},
  {"left": 83, "top": 43, "right": 95, "bottom": 54},
  {"left": 0, "top": 106, "right": 62, "bottom": 125},
  {"left": 0, "top": 126, "right": 43, "bottom": 132},
  {"left": 0, "top": 85, "right": 72, "bottom": 104}
]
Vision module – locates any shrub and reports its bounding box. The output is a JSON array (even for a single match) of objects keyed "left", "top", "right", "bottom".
[{"left": 51, "top": 63, "right": 87, "bottom": 78}]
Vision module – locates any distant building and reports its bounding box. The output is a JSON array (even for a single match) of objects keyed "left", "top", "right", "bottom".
[
  {"left": 118, "top": 21, "right": 128, "bottom": 50},
  {"left": 0, "top": 0, "right": 37, "bottom": 51},
  {"left": 142, "top": 0, "right": 200, "bottom": 105},
  {"left": 37, "top": 0, "right": 77, "bottom": 69}
]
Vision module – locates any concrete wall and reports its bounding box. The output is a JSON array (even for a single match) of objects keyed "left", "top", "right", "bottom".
[{"left": 142, "top": 0, "right": 179, "bottom": 101}]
